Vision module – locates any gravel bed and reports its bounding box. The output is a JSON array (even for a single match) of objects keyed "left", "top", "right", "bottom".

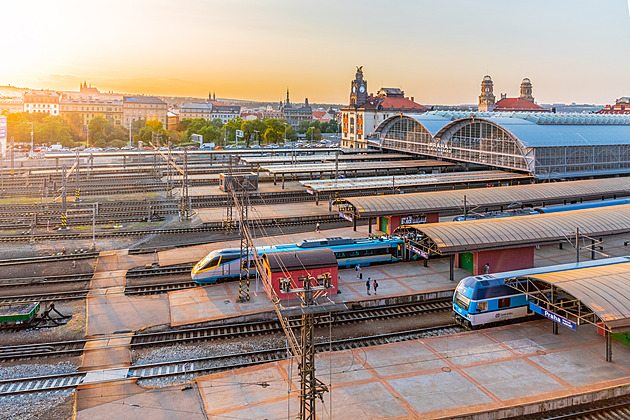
[
  {"left": 0, "top": 390, "right": 74, "bottom": 420},
  {"left": 0, "top": 300, "right": 86, "bottom": 346},
  {"left": 0, "top": 361, "right": 77, "bottom": 381}
]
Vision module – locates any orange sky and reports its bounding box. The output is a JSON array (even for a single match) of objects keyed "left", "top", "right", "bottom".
[{"left": 2, "top": 0, "right": 629, "bottom": 105}]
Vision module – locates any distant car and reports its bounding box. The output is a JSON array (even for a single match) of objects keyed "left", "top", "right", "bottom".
[
  {"left": 251, "top": 145, "right": 261, "bottom": 149},
  {"left": 121, "top": 145, "right": 134, "bottom": 150}
]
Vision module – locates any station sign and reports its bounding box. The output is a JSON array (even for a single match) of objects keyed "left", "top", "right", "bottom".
[
  {"left": 338, "top": 212, "right": 353, "bottom": 222},
  {"left": 529, "top": 302, "right": 577, "bottom": 331},
  {"left": 401, "top": 214, "right": 426, "bottom": 224},
  {"left": 408, "top": 244, "right": 429, "bottom": 259}
]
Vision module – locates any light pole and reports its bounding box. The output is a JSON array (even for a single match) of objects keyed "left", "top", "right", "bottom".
[
  {"left": 128, "top": 118, "right": 133, "bottom": 147},
  {"left": 28, "top": 122, "right": 34, "bottom": 151}
]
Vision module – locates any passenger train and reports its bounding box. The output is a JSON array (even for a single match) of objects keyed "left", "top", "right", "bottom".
[
  {"left": 452, "top": 256, "right": 630, "bottom": 329},
  {"left": 191, "top": 237, "right": 404, "bottom": 284},
  {"left": 453, "top": 198, "right": 630, "bottom": 221}
]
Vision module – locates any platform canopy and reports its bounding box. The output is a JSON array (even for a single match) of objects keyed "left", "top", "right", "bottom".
[
  {"left": 396, "top": 203, "right": 630, "bottom": 255},
  {"left": 506, "top": 262, "right": 630, "bottom": 333},
  {"left": 343, "top": 176, "right": 630, "bottom": 218},
  {"left": 303, "top": 170, "right": 529, "bottom": 193}
]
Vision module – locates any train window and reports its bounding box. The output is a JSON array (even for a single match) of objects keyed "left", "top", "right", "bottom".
[
  {"left": 454, "top": 291, "right": 470, "bottom": 311},
  {"left": 498, "top": 298, "right": 511, "bottom": 308},
  {"left": 222, "top": 255, "right": 240, "bottom": 264},
  {"left": 477, "top": 301, "right": 487, "bottom": 312}
]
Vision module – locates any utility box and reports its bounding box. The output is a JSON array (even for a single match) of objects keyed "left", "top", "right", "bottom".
[{"left": 219, "top": 173, "right": 259, "bottom": 192}]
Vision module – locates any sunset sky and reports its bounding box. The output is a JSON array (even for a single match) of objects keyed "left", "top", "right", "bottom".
[{"left": 2, "top": 0, "right": 629, "bottom": 105}]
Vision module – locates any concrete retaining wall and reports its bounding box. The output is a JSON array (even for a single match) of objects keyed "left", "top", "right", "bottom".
[{"left": 445, "top": 383, "right": 630, "bottom": 420}]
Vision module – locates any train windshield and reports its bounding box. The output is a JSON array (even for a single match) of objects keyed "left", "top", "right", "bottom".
[
  {"left": 454, "top": 291, "right": 470, "bottom": 311},
  {"left": 196, "top": 251, "right": 221, "bottom": 271}
]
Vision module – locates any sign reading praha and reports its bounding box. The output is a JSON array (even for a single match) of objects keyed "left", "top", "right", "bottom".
[
  {"left": 529, "top": 303, "right": 577, "bottom": 331},
  {"left": 408, "top": 244, "right": 429, "bottom": 259},
  {"left": 338, "top": 212, "right": 353, "bottom": 222}
]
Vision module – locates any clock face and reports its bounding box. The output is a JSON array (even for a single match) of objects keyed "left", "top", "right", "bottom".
[
  {"left": 359, "top": 86, "right": 365, "bottom": 93},
  {"left": 352, "top": 86, "right": 356, "bottom": 93}
]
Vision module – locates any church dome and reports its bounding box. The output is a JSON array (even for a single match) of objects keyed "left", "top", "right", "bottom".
[{"left": 483, "top": 75, "right": 492, "bottom": 81}]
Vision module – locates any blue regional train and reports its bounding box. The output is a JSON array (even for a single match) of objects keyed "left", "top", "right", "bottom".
[
  {"left": 191, "top": 237, "right": 404, "bottom": 284},
  {"left": 452, "top": 256, "right": 630, "bottom": 329},
  {"left": 453, "top": 198, "right": 630, "bottom": 221}
]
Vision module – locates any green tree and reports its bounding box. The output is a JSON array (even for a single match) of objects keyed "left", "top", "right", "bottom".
[
  {"left": 35, "top": 116, "right": 74, "bottom": 147},
  {"left": 242, "top": 119, "right": 266, "bottom": 146},
  {"left": 88, "top": 115, "right": 109, "bottom": 147},
  {"left": 285, "top": 125, "right": 298, "bottom": 141},
  {"left": 224, "top": 117, "right": 244, "bottom": 145},
  {"left": 306, "top": 126, "right": 322, "bottom": 142}
]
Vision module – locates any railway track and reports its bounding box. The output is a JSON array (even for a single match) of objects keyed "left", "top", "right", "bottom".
[
  {"left": 0, "top": 213, "right": 342, "bottom": 242},
  {"left": 0, "top": 299, "right": 453, "bottom": 361},
  {"left": 0, "top": 322, "right": 462, "bottom": 396},
  {"left": 544, "top": 401, "right": 630, "bottom": 419}
]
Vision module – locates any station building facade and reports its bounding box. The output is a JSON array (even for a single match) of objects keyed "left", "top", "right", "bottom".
[
  {"left": 341, "top": 67, "right": 427, "bottom": 149},
  {"left": 373, "top": 110, "right": 630, "bottom": 179}
]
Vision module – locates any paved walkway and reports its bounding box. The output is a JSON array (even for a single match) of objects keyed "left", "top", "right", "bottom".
[{"left": 196, "top": 321, "right": 630, "bottom": 419}]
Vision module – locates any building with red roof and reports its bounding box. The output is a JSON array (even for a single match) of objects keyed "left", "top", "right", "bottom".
[
  {"left": 478, "top": 76, "right": 549, "bottom": 113},
  {"left": 341, "top": 68, "right": 427, "bottom": 148},
  {"left": 597, "top": 97, "right": 630, "bottom": 114}
]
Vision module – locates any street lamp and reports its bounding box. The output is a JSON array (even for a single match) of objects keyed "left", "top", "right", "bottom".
[{"left": 27, "top": 122, "right": 34, "bottom": 151}]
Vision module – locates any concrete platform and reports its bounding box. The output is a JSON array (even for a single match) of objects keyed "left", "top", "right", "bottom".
[
  {"left": 168, "top": 254, "right": 467, "bottom": 327},
  {"left": 195, "top": 201, "right": 334, "bottom": 224},
  {"left": 196, "top": 321, "right": 630, "bottom": 419}
]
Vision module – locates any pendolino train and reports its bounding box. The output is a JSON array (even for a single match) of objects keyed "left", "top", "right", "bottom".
[
  {"left": 452, "top": 256, "right": 630, "bottom": 329},
  {"left": 191, "top": 237, "right": 404, "bottom": 284},
  {"left": 453, "top": 197, "right": 630, "bottom": 221}
]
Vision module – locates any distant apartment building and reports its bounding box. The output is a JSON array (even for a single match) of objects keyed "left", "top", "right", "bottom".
[
  {"left": 0, "top": 98, "right": 24, "bottom": 114},
  {"left": 262, "top": 105, "right": 283, "bottom": 119},
  {"left": 167, "top": 110, "right": 179, "bottom": 131},
  {"left": 179, "top": 102, "right": 212, "bottom": 120},
  {"left": 179, "top": 101, "right": 241, "bottom": 124},
  {"left": 597, "top": 97, "right": 630, "bottom": 114},
  {"left": 123, "top": 96, "right": 168, "bottom": 127},
  {"left": 60, "top": 98, "right": 123, "bottom": 127},
  {"left": 23, "top": 91, "right": 62, "bottom": 116},
  {"left": 341, "top": 67, "right": 427, "bottom": 148},
  {"left": 281, "top": 90, "right": 312, "bottom": 129},
  {"left": 211, "top": 104, "right": 241, "bottom": 124}
]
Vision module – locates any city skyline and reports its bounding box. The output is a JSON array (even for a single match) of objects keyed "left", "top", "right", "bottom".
[{"left": 2, "top": 0, "right": 629, "bottom": 105}]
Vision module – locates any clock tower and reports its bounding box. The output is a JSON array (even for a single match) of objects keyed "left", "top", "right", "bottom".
[{"left": 350, "top": 66, "right": 368, "bottom": 106}]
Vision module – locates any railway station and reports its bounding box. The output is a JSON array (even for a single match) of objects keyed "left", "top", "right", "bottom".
[{"left": 3, "top": 142, "right": 630, "bottom": 420}]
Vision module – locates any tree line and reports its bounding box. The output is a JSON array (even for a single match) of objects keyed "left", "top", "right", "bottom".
[{"left": 1, "top": 110, "right": 339, "bottom": 149}]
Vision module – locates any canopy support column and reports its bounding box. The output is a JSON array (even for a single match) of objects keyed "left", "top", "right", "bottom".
[
  {"left": 449, "top": 255, "right": 454, "bottom": 281},
  {"left": 606, "top": 330, "right": 613, "bottom": 362}
]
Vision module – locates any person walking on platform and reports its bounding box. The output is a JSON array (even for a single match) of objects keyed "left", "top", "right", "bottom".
[
  {"left": 373, "top": 279, "right": 378, "bottom": 295},
  {"left": 366, "top": 277, "right": 371, "bottom": 295},
  {"left": 484, "top": 263, "right": 490, "bottom": 274},
  {"left": 356, "top": 264, "right": 362, "bottom": 279},
  {"left": 315, "top": 222, "right": 320, "bottom": 232}
]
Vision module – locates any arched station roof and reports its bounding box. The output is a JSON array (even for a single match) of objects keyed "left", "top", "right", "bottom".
[
  {"left": 397, "top": 204, "right": 630, "bottom": 254},
  {"left": 345, "top": 176, "right": 630, "bottom": 218},
  {"left": 374, "top": 111, "right": 630, "bottom": 148},
  {"left": 507, "top": 262, "right": 630, "bottom": 333}
]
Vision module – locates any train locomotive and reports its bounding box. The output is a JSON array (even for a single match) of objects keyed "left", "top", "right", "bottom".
[
  {"left": 452, "top": 256, "right": 630, "bottom": 329},
  {"left": 191, "top": 237, "right": 404, "bottom": 284}
]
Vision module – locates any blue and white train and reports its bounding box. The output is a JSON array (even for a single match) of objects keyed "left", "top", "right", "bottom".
[
  {"left": 453, "top": 198, "right": 630, "bottom": 221},
  {"left": 452, "top": 256, "right": 630, "bottom": 329},
  {"left": 191, "top": 237, "right": 404, "bottom": 284}
]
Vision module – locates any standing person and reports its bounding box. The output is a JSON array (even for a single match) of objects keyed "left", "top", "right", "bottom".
[
  {"left": 366, "top": 277, "right": 371, "bottom": 295},
  {"left": 373, "top": 278, "right": 378, "bottom": 295},
  {"left": 484, "top": 263, "right": 490, "bottom": 274},
  {"left": 315, "top": 222, "right": 320, "bottom": 232},
  {"left": 356, "top": 264, "right": 361, "bottom": 279}
]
